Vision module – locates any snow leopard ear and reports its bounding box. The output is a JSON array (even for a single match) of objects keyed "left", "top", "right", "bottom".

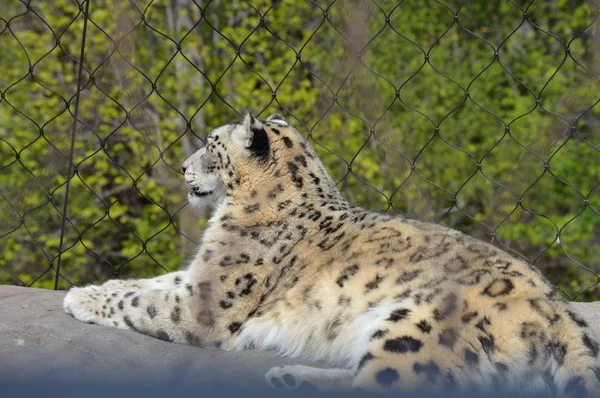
[
  {"left": 232, "top": 113, "right": 269, "bottom": 158},
  {"left": 266, "top": 113, "right": 288, "bottom": 127},
  {"left": 232, "top": 113, "right": 263, "bottom": 148}
]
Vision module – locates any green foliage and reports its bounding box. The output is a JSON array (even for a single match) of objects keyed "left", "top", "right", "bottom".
[{"left": 0, "top": 0, "right": 598, "bottom": 300}]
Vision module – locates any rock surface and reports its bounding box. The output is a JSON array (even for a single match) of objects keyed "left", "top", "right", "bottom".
[{"left": 1, "top": 285, "right": 599, "bottom": 387}]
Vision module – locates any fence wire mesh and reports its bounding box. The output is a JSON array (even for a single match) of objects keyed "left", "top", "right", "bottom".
[{"left": 1, "top": 0, "right": 599, "bottom": 300}]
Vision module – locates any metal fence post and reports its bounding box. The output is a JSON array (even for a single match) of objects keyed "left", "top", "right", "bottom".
[{"left": 54, "top": 0, "right": 91, "bottom": 290}]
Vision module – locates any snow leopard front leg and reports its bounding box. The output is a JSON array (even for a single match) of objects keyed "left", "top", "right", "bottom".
[
  {"left": 63, "top": 278, "right": 208, "bottom": 345},
  {"left": 64, "top": 254, "right": 267, "bottom": 348}
]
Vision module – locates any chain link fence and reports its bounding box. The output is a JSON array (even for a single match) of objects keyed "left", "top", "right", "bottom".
[{"left": 1, "top": 0, "right": 599, "bottom": 300}]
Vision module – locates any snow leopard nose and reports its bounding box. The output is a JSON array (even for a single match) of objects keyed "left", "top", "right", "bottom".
[
  {"left": 181, "top": 156, "right": 193, "bottom": 174},
  {"left": 182, "top": 146, "right": 205, "bottom": 174}
]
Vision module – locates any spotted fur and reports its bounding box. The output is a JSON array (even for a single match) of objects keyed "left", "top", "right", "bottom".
[{"left": 64, "top": 114, "right": 600, "bottom": 396}]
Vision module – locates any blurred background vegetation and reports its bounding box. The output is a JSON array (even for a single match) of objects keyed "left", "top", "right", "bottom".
[{"left": 0, "top": 0, "right": 599, "bottom": 300}]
